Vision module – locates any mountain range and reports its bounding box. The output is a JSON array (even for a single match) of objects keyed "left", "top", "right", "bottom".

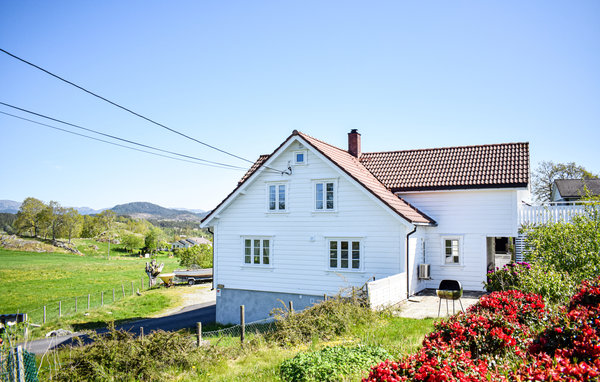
[{"left": 0, "top": 200, "right": 207, "bottom": 221}]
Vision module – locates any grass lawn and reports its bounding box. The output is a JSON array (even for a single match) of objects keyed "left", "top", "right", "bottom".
[{"left": 0, "top": 247, "right": 181, "bottom": 335}]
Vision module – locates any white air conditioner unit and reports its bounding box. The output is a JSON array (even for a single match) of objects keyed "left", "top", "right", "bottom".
[{"left": 418, "top": 264, "right": 431, "bottom": 280}]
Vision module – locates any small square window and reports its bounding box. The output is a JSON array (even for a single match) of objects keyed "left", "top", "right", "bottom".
[
  {"left": 443, "top": 238, "right": 460, "bottom": 264},
  {"left": 242, "top": 237, "right": 272, "bottom": 266},
  {"left": 293, "top": 150, "right": 307, "bottom": 165},
  {"left": 328, "top": 239, "right": 361, "bottom": 270}
]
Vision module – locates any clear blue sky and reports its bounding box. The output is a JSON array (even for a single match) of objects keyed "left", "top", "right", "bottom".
[{"left": 1, "top": 1, "right": 599, "bottom": 211}]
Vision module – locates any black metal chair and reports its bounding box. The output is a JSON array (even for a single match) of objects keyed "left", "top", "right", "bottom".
[{"left": 436, "top": 279, "right": 464, "bottom": 317}]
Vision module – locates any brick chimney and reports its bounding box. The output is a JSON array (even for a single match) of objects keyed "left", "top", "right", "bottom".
[{"left": 348, "top": 129, "right": 361, "bottom": 158}]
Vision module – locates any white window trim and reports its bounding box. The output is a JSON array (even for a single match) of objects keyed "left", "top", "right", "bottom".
[
  {"left": 326, "top": 237, "right": 363, "bottom": 272},
  {"left": 241, "top": 236, "right": 274, "bottom": 268},
  {"left": 441, "top": 236, "right": 462, "bottom": 266},
  {"left": 312, "top": 178, "right": 338, "bottom": 212},
  {"left": 293, "top": 150, "right": 307, "bottom": 165},
  {"left": 266, "top": 182, "right": 288, "bottom": 213}
]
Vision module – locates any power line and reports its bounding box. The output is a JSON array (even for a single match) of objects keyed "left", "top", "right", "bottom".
[
  {"left": 0, "top": 101, "right": 246, "bottom": 170},
  {"left": 0, "top": 48, "right": 278, "bottom": 170},
  {"left": 0, "top": 111, "right": 248, "bottom": 170}
]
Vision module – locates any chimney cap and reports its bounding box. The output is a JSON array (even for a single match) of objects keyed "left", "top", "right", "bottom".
[{"left": 350, "top": 129, "right": 359, "bottom": 134}]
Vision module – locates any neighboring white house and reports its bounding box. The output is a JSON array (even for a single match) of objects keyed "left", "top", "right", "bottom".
[{"left": 201, "top": 130, "right": 530, "bottom": 324}]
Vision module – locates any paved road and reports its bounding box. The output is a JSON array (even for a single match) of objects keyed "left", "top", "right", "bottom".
[{"left": 21, "top": 302, "right": 216, "bottom": 355}]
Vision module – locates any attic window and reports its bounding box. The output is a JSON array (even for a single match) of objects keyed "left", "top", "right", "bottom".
[{"left": 293, "top": 150, "right": 307, "bottom": 165}]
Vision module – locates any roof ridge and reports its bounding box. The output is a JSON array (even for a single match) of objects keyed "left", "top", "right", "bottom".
[
  {"left": 297, "top": 131, "right": 350, "bottom": 154},
  {"left": 360, "top": 141, "right": 529, "bottom": 156}
]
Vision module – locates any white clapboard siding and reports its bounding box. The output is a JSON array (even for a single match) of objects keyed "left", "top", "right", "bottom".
[
  {"left": 400, "top": 189, "right": 523, "bottom": 291},
  {"left": 213, "top": 140, "right": 410, "bottom": 296}
]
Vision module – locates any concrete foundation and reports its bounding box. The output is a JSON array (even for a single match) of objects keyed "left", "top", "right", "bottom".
[{"left": 216, "top": 288, "right": 324, "bottom": 324}]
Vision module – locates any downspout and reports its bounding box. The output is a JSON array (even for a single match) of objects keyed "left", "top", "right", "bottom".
[
  {"left": 207, "top": 227, "right": 214, "bottom": 290},
  {"left": 406, "top": 225, "right": 417, "bottom": 300}
]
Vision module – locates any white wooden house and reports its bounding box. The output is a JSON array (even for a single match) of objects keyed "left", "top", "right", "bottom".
[{"left": 201, "top": 130, "right": 530, "bottom": 324}]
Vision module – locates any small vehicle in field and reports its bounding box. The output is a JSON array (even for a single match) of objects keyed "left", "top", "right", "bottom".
[{"left": 158, "top": 269, "right": 213, "bottom": 286}]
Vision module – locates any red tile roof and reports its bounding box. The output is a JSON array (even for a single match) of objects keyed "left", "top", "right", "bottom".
[{"left": 359, "top": 143, "right": 529, "bottom": 191}]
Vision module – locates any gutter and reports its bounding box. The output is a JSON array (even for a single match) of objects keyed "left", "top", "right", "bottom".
[
  {"left": 406, "top": 225, "right": 417, "bottom": 299},
  {"left": 207, "top": 227, "right": 214, "bottom": 290}
]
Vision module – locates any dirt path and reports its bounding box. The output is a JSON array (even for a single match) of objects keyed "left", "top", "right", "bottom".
[{"left": 153, "top": 283, "right": 216, "bottom": 317}]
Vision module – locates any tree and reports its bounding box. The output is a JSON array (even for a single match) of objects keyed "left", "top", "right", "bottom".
[
  {"left": 46, "top": 201, "right": 66, "bottom": 241},
  {"left": 97, "top": 210, "right": 116, "bottom": 259},
  {"left": 81, "top": 215, "right": 102, "bottom": 238},
  {"left": 175, "top": 244, "right": 213, "bottom": 268},
  {"left": 122, "top": 233, "right": 144, "bottom": 253},
  {"left": 532, "top": 161, "right": 597, "bottom": 203},
  {"left": 144, "top": 227, "right": 164, "bottom": 253},
  {"left": 62, "top": 208, "right": 83, "bottom": 243},
  {"left": 14, "top": 197, "right": 46, "bottom": 237}
]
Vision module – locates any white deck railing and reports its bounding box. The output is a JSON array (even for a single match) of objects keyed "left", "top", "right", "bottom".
[{"left": 518, "top": 203, "right": 590, "bottom": 226}]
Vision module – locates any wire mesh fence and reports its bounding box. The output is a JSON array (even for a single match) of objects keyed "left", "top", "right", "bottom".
[
  {"left": 202, "top": 317, "right": 277, "bottom": 339},
  {"left": 21, "top": 278, "right": 152, "bottom": 325},
  {"left": 0, "top": 346, "right": 39, "bottom": 382}
]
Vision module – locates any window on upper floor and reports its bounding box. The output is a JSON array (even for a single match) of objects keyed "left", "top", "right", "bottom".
[
  {"left": 328, "top": 239, "right": 361, "bottom": 270},
  {"left": 314, "top": 180, "right": 336, "bottom": 211},
  {"left": 443, "top": 237, "right": 461, "bottom": 265},
  {"left": 293, "top": 150, "right": 307, "bottom": 165},
  {"left": 243, "top": 237, "right": 271, "bottom": 266},
  {"left": 267, "top": 183, "right": 287, "bottom": 212}
]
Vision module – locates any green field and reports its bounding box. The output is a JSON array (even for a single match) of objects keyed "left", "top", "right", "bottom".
[{"left": 0, "top": 247, "right": 181, "bottom": 330}]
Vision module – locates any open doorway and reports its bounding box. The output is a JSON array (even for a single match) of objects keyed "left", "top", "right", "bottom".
[{"left": 486, "top": 237, "right": 515, "bottom": 272}]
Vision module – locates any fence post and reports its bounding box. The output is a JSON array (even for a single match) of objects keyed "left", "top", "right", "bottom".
[
  {"left": 196, "top": 322, "right": 202, "bottom": 347},
  {"left": 43, "top": 306, "right": 46, "bottom": 324},
  {"left": 75, "top": 296, "right": 78, "bottom": 313},
  {"left": 59, "top": 301, "right": 62, "bottom": 317},
  {"left": 131, "top": 281, "right": 134, "bottom": 296},
  {"left": 101, "top": 291, "right": 104, "bottom": 306},
  {"left": 288, "top": 300, "right": 294, "bottom": 313},
  {"left": 240, "top": 305, "right": 245, "bottom": 344},
  {"left": 140, "top": 326, "right": 144, "bottom": 340},
  {"left": 113, "top": 288, "right": 115, "bottom": 303},
  {"left": 324, "top": 293, "right": 327, "bottom": 301},
  {"left": 16, "top": 345, "right": 25, "bottom": 382},
  {"left": 122, "top": 284, "right": 125, "bottom": 298},
  {"left": 88, "top": 294, "right": 91, "bottom": 310}
]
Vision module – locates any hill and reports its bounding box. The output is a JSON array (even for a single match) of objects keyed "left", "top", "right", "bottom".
[
  {"left": 0, "top": 200, "right": 20, "bottom": 213},
  {"left": 110, "top": 202, "right": 207, "bottom": 221}
]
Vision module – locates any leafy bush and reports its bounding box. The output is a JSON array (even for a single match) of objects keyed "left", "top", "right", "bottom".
[
  {"left": 269, "top": 297, "right": 379, "bottom": 346},
  {"left": 280, "top": 345, "right": 391, "bottom": 382},
  {"left": 485, "top": 262, "right": 576, "bottom": 304},
  {"left": 45, "top": 329, "right": 220, "bottom": 381},
  {"left": 174, "top": 243, "right": 212, "bottom": 268},
  {"left": 522, "top": 203, "right": 600, "bottom": 282}
]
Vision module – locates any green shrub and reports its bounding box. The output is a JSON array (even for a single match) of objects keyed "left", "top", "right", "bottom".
[
  {"left": 280, "top": 345, "right": 391, "bottom": 382},
  {"left": 174, "top": 243, "right": 212, "bottom": 268},
  {"left": 268, "top": 297, "right": 378, "bottom": 346},
  {"left": 522, "top": 203, "right": 600, "bottom": 283},
  {"left": 485, "top": 262, "right": 576, "bottom": 304},
  {"left": 45, "top": 329, "right": 219, "bottom": 381}
]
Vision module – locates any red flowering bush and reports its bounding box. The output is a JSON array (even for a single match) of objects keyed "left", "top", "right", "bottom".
[
  {"left": 513, "top": 277, "right": 600, "bottom": 380},
  {"left": 363, "top": 278, "right": 600, "bottom": 382}
]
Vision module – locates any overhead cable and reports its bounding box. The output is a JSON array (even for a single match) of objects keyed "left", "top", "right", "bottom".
[
  {"left": 0, "top": 48, "right": 284, "bottom": 173},
  {"left": 0, "top": 111, "right": 248, "bottom": 170},
  {"left": 0, "top": 101, "right": 248, "bottom": 170}
]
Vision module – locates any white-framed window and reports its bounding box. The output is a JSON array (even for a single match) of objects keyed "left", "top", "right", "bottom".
[
  {"left": 328, "top": 238, "right": 361, "bottom": 270},
  {"left": 314, "top": 179, "right": 337, "bottom": 211},
  {"left": 267, "top": 183, "right": 287, "bottom": 212},
  {"left": 293, "top": 150, "right": 307, "bottom": 165},
  {"left": 243, "top": 237, "right": 272, "bottom": 266},
  {"left": 442, "top": 237, "right": 461, "bottom": 265}
]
